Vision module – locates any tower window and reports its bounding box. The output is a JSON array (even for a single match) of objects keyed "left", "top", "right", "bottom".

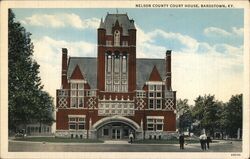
[
  {"left": 106, "top": 40, "right": 112, "bottom": 46},
  {"left": 122, "top": 41, "right": 128, "bottom": 46},
  {"left": 114, "top": 30, "right": 120, "bottom": 46}
]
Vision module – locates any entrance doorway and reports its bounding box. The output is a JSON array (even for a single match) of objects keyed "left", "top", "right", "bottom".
[
  {"left": 112, "top": 128, "right": 121, "bottom": 139},
  {"left": 97, "top": 122, "right": 134, "bottom": 140}
]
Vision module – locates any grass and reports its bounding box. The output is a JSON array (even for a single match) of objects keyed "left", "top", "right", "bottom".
[
  {"left": 14, "top": 137, "right": 104, "bottom": 143},
  {"left": 134, "top": 138, "right": 200, "bottom": 144}
]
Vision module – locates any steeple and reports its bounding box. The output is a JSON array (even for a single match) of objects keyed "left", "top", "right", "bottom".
[{"left": 99, "top": 18, "right": 105, "bottom": 29}]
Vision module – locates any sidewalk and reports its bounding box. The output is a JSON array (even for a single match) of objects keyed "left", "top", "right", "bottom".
[{"left": 104, "top": 140, "right": 130, "bottom": 144}]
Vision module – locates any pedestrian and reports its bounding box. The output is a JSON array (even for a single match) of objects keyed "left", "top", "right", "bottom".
[
  {"left": 206, "top": 135, "right": 212, "bottom": 149},
  {"left": 199, "top": 134, "right": 204, "bottom": 150},
  {"left": 129, "top": 132, "right": 134, "bottom": 144},
  {"left": 199, "top": 133, "right": 207, "bottom": 151},
  {"left": 179, "top": 133, "right": 184, "bottom": 149}
]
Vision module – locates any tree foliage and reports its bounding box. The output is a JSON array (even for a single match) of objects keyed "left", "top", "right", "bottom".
[
  {"left": 189, "top": 94, "right": 242, "bottom": 138},
  {"left": 220, "top": 94, "right": 242, "bottom": 138},
  {"left": 8, "top": 9, "right": 54, "bottom": 132},
  {"left": 176, "top": 99, "right": 193, "bottom": 132}
]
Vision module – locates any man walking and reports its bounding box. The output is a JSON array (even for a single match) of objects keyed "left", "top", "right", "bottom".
[
  {"left": 206, "top": 134, "right": 212, "bottom": 149},
  {"left": 179, "top": 133, "right": 185, "bottom": 149},
  {"left": 129, "top": 132, "right": 134, "bottom": 144},
  {"left": 199, "top": 133, "right": 207, "bottom": 151}
]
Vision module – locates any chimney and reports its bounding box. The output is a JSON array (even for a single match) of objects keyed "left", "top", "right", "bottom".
[
  {"left": 165, "top": 50, "right": 172, "bottom": 91},
  {"left": 61, "top": 48, "right": 68, "bottom": 88}
]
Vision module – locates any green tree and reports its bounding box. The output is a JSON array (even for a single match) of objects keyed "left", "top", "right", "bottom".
[
  {"left": 221, "top": 94, "right": 242, "bottom": 138},
  {"left": 34, "top": 91, "right": 55, "bottom": 132},
  {"left": 176, "top": 99, "right": 193, "bottom": 132},
  {"left": 192, "top": 95, "right": 222, "bottom": 136},
  {"left": 8, "top": 9, "right": 54, "bottom": 133}
]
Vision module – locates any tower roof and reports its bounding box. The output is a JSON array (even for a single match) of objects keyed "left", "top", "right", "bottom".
[{"left": 100, "top": 13, "right": 136, "bottom": 35}]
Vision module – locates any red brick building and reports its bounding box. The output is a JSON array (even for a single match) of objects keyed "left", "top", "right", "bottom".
[{"left": 56, "top": 12, "right": 177, "bottom": 140}]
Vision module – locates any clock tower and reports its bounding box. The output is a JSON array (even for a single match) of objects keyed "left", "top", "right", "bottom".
[{"left": 97, "top": 13, "right": 136, "bottom": 92}]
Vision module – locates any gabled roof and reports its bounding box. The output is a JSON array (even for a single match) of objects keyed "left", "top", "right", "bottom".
[
  {"left": 67, "top": 57, "right": 165, "bottom": 90},
  {"left": 136, "top": 59, "right": 165, "bottom": 89},
  {"left": 100, "top": 13, "right": 136, "bottom": 35},
  {"left": 70, "top": 64, "right": 85, "bottom": 80},
  {"left": 67, "top": 57, "right": 97, "bottom": 88},
  {"left": 148, "top": 65, "right": 162, "bottom": 81}
]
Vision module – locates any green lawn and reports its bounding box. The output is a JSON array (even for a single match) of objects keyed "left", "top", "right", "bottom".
[
  {"left": 134, "top": 138, "right": 200, "bottom": 144},
  {"left": 14, "top": 137, "right": 104, "bottom": 143}
]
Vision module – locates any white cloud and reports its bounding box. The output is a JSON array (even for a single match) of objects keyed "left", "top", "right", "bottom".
[
  {"left": 21, "top": 13, "right": 100, "bottom": 29},
  {"left": 33, "top": 36, "right": 96, "bottom": 101},
  {"left": 204, "top": 27, "right": 243, "bottom": 37},
  {"left": 135, "top": 26, "right": 243, "bottom": 104},
  {"left": 232, "top": 27, "right": 244, "bottom": 36},
  {"left": 204, "top": 27, "right": 231, "bottom": 37},
  {"left": 148, "top": 29, "right": 199, "bottom": 52}
]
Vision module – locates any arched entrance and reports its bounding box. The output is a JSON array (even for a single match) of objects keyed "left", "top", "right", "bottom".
[{"left": 92, "top": 115, "right": 140, "bottom": 140}]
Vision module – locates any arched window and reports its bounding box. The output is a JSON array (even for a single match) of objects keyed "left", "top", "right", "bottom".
[
  {"left": 122, "top": 55, "right": 127, "bottom": 73},
  {"left": 114, "top": 53, "right": 120, "bottom": 73},
  {"left": 114, "top": 30, "right": 120, "bottom": 46},
  {"left": 107, "top": 53, "right": 112, "bottom": 73}
]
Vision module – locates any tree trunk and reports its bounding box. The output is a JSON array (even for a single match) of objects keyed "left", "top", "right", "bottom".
[{"left": 39, "top": 121, "right": 42, "bottom": 133}]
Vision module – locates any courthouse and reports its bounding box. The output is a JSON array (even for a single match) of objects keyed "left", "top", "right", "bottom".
[{"left": 56, "top": 12, "right": 177, "bottom": 140}]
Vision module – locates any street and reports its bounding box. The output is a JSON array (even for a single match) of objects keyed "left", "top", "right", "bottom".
[{"left": 9, "top": 140, "right": 242, "bottom": 152}]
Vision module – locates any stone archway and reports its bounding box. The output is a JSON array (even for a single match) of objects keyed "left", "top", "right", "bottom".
[{"left": 92, "top": 115, "right": 140, "bottom": 140}]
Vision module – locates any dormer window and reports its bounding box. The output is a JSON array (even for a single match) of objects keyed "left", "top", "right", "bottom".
[{"left": 114, "top": 30, "right": 120, "bottom": 46}]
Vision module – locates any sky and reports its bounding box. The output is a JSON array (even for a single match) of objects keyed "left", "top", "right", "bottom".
[{"left": 12, "top": 8, "right": 244, "bottom": 105}]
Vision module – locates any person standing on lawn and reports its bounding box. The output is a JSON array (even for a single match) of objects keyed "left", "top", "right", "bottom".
[
  {"left": 129, "top": 132, "right": 134, "bottom": 144},
  {"left": 179, "top": 133, "right": 185, "bottom": 149},
  {"left": 206, "top": 134, "right": 212, "bottom": 149}
]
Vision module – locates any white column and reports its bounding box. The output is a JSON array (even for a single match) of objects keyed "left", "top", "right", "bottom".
[{"left": 89, "top": 118, "right": 92, "bottom": 130}]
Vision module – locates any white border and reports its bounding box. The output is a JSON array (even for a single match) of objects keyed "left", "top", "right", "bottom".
[{"left": 1, "top": 1, "right": 249, "bottom": 159}]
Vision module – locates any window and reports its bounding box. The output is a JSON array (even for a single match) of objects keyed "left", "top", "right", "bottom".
[
  {"left": 149, "top": 85, "right": 154, "bottom": 91},
  {"left": 69, "top": 117, "right": 76, "bottom": 122},
  {"left": 78, "top": 90, "right": 84, "bottom": 97},
  {"left": 156, "top": 92, "right": 161, "bottom": 98},
  {"left": 149, "top": 92, "right": 154, "bottom": 98},
  {"left": 71, "top": 97, "right": 77, "bottom": 108},
  {"left": 70, "top": 82, "right": 84, "bottom": 108},
  {"left": 107, "top": 54, "right": 112, "bottom": 72},
  {"left": 71, "top": 83, "right": 77, "bottom": 89},
  {"left": 149, "top": 99, "right": 154, "bottom": 109},
  {"left": 122, "top": 41, "right": 128, "bottom": 46},
  {"left": 106, "top": 40, "right": 112, "bottom": 46},
  {"left": 58, "top": 90, "right": 68, "bottom": 96},
  {"left": 78, "top": 98, "right": 84, "bottom": 108},
  {"left": 78, "top": 124, "right": 84, "bottom": 130},
  {"left": 86, "top": 90, "right": 96, "bottom": 97},
  {"left": 114, "top": 54, "right": 120, "bottom": 73},
  {"left": 148, "top": 84, "right": 162, "bottom": 110},
  {"left": 147, "top": 117, "right": 164, "bottom": 131},
  {"left": 147, "top": 124, "right": 154, "bottom": 131},
  {"left": 136, "top": 91, "right": 146, "bottom": 98},
  {"left": 156, "top": 119, "right": 164, "bottom": 131},
  {"left": 156, "top": 99, "right": 162, "bottom": 109},
  {"left": 114, "top": 30, "right": 120, "bottom": 46},
  {"left": 71, "top": 90, "right": 77, "bottom": 96},
  {"left": 122, "top": 55, "right": 127, "bottom": 73},
  {"left": 69, "top": 124, "right": 76, "bottom": 130},
  {"left": 103, "top": 129, "right": 109, "bottom": 136},
  {"left": 69, "top": 116, "right": 85, "bottom": 130},
  {"left": 156, "top": 85, "right": 162, "bottom": 91}
]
